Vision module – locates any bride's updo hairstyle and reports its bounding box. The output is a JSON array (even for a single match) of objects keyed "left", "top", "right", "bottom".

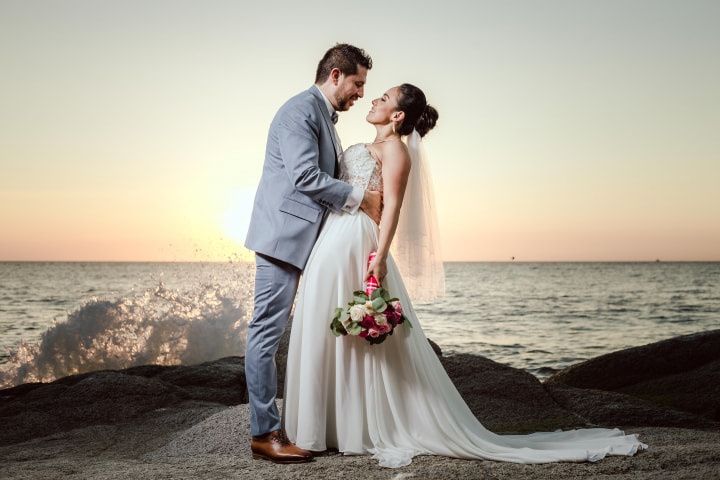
[{"left": 396, "top": 83, "right": 439, "bottom": 137}]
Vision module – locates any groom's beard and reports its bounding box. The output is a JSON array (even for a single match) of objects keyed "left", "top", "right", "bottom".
[{"left": 335, "top": 93, "right": 359, "bottom": 111}]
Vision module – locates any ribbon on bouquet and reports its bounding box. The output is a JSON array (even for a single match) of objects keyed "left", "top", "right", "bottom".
[{"left": 365, "top": 251, "right": 380, "bottom": 296}]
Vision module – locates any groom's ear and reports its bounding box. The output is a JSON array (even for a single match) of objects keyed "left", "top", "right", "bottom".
[{"left": 329, "top": 68, "right": 342, "bottom": 85}]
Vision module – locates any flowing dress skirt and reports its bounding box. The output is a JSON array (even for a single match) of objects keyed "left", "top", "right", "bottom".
[{"left": 283, "top": 210, "right": 647, "bottom": 468}]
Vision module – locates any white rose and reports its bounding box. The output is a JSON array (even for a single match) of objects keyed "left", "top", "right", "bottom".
[
  {"left": 364, "top": 300, "right": 375, "bottom": 313},
  {"left": 349, "top": 304, "right": 366, "bottom": 322},
  {"left": 375, "top": 313, "right": 387, "bottom": 325}
]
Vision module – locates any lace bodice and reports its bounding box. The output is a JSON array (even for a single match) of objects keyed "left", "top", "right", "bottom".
[{"left": 338, "top": 144, "right": 383, "bottom": 193}]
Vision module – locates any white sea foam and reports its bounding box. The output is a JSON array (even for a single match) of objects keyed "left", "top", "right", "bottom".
[{"left": 0, "top": 279, "right": 252, "bottom": 389}]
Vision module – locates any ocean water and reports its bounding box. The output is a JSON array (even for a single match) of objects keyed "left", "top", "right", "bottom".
[{"left": 0, "top": 261, "right": 718, "bottom": 388}]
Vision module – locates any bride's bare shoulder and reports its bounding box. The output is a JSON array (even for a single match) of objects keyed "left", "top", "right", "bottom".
[{"left": 378, "top": 140, "right": 410, "bottom": 169}]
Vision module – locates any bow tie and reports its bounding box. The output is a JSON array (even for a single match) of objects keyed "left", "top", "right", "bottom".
[{"left": 330, "top": 111, "right": 338, "bottom": 125}]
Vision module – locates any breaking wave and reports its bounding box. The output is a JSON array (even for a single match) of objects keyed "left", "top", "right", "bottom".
[{"left": 0, "top": 279, "right": 252, "bottom": 389}]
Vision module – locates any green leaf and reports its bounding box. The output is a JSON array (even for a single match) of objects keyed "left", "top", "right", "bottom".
[
  {"left": 353, "top": 291, "right": 368, "bottom": 304},
  {"left": 330, "top": 317, "right": 347, "bottom": 337},
  {"left": 370, "top": 288, "right": 383, "bottom": 300},
  {"left": 346, "top": 321, "right": 362, "bottom": 336},
  {"left": 371, "top": 297, "right": 387, "bottom": 312}
]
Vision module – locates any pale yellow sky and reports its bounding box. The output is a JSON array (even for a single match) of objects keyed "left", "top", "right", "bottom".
[{"left": 1, "top": 0, "right": 718, "bottom": 261}]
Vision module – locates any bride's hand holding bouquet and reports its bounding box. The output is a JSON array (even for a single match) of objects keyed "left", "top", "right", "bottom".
[{"left": 330, "top": 252, "right": 412, "bottom": 345}]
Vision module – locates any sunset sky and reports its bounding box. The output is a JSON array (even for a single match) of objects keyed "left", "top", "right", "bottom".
[{"left": 1, "top": 0, "right": 718, "bottom": 261}]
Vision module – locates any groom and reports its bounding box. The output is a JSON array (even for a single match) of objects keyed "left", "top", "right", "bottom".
[{"left": 244, "top": 44, "right": 381, "bottom": 463}]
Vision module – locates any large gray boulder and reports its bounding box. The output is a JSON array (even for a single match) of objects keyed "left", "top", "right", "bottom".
[
  {"left": 0, "top": 371, "right": 187, "bottom": 445},
  {"left": 546, "top": 329, "right": 720, "bottom": 423},
  {"left": 544, "top": 383, "right": 714, "bottom": 430},
  {"left": 439, "top": 354, "right": 584, "bottom": 432},
  {"left": 0, "top": 358, "right": 247, "bottom": 446}
]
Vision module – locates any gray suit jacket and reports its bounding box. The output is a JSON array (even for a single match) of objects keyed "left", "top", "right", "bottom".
[{"left": 244, "top": 86, "right": 354, "bottom": 270}]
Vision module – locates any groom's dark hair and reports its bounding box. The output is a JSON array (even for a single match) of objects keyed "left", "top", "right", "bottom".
[{"left": 315, "top": 43, "right": 372, "bottom": 83}]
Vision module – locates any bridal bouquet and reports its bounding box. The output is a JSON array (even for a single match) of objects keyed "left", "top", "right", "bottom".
[{"left": 330, "top": 252, "right": 412, "bottom": 345}]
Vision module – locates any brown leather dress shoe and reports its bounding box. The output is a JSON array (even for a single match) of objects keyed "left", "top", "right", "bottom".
[{"left": 251, "top": 429, "right": 313, "bottom": 464}]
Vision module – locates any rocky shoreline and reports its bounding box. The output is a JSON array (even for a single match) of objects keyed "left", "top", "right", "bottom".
[{"left": 1, "top": 329, "right": 719, "bottom": 479}]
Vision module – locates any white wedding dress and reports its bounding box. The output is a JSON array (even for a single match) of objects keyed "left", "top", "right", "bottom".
[{"left": 283, "top": 144, "right": 647, "bottom": 468}]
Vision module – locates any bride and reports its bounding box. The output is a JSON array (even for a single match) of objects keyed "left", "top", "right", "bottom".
[{"left": 282, "top": 83, "right": 648, "bottom": 468}]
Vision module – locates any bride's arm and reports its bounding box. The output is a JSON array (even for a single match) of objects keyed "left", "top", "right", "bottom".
[{"left": 366, "top": 141, "right": 411, "bottom": 283}]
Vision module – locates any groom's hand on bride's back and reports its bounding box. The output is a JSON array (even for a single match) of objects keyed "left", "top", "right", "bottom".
[{"left": 361, "top": 190, "right": 383, "bottom": 224}]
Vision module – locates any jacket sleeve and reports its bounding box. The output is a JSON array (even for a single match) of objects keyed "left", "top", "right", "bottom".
[{"left": 277, "top": 105, "right": 354, "bottom": 212}]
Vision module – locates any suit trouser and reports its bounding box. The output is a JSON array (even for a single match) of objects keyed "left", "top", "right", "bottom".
[{"left": 245, "top": 252, "right": 301, "bottom": 437}]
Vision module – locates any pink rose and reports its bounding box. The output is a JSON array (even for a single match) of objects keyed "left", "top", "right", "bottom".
[
  {"left": 391, "top": 301, "right": 403, "bottom": 315},
  {"left": 385, "top": 309, "right": 400, "bottom": 325},
  {"left": 368, "top": 328, "right": 380, "bottom": 338},
  {"left": 361, "top": 315, "right": 375, "bottom": 329},
  {"left": 378, "top": 322, "right": 392, "bottom": 334}
]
